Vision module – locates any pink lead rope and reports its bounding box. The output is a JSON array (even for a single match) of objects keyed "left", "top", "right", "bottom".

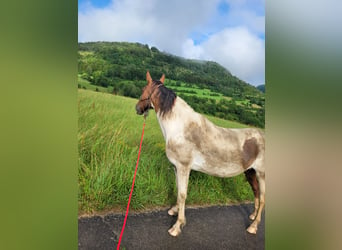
[{"left": 116, "top": 119, "right": 146, "bottom": 250}]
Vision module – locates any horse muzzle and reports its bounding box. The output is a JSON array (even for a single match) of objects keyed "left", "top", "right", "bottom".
[{"left": 136, "top": 104, "right": 144, "bottom": 115}]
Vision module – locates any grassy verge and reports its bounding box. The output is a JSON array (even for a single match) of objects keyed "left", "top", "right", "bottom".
[{"left": 78, "top": 89, "right": 254, "bottom": 214}]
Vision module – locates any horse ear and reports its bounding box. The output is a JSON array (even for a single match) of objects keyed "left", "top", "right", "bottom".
[
  {"left": 160, "top": 74, "right": 165, "bottom": 84},
  {"left": 146, "top": 71, "right": 153, "bottom": 85}
]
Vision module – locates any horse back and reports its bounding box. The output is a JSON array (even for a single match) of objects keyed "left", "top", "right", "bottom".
[{"left": 165, "top": 114, "right": 264, "bottom": 177}]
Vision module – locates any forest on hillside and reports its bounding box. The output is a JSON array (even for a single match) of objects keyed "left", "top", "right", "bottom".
[{"left": 78, "top": 42, "right": 265, "bottom": 128}]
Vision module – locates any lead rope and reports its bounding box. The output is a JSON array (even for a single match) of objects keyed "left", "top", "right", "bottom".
[{"left": 116, "top": 118, "right": 146, "bottom": 250}]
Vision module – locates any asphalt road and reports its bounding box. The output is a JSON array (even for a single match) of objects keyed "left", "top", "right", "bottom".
[{"left": 78, "top": 204, "right": 264, "bottom": 250}]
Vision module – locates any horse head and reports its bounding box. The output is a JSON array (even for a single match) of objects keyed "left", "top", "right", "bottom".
[{"left": 135, "top": 71, "right": 165, "bottom": 115}]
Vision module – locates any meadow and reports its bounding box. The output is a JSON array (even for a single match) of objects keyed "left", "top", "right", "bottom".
[
  {"left": 78, "top": 89, "right": 254, "bottom": 214},
  {"left": 166, "top": 80, "right": 224, "bottom": 100},
  {"left": 78, "top": 76, "right": 113, "bottom": 93}
]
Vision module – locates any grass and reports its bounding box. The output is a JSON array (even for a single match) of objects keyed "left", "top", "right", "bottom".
[
  {"left": 167, "top": 82, "right": 224, "bottom": 101},
  {"left": 78, "top": 75, "right": 113, "bottom": 93},
  {"left": 78, "top": 89, "right": 254, "bottom": 214}
]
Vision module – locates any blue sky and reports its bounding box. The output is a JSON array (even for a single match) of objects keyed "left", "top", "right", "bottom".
[
  {"left": 78, "top": 0, "right": 111, "bottom": 9},
  {"left": 78, "top": 0, "right": 265, "bottom": 86}
]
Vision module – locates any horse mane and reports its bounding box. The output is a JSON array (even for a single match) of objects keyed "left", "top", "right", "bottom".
[{"left": 153, "top": 80, "right": 177, "bottom": 117}]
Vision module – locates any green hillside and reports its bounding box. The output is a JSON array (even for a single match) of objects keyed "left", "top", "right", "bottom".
[
  {"left": 257, "top": 84, "right": 265, "bottom": 93},
  {"left": 78, "top": 89, "right": 254, "bottom": 213},
  {"left": 78, "top": 41, "right": 264, "bottom": 128}
]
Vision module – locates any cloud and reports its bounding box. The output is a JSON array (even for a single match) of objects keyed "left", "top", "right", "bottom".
[
  {"left": 79, "top": 0, "right": 219, "bottom": 55},
  {"left": 78, "top": 0, "right": 265, "bottom": 85},
  {"left": 182, "top": 39, "right": 204, "bottom": 59},
  {"left": 183, "top": 27, "right": 265, "bottom": 85}
]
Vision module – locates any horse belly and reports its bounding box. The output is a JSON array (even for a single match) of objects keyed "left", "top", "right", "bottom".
[{"left": 191, "top": 153, "right": 244, "bottom": 178}]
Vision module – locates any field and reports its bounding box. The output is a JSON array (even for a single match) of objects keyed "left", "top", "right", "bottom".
[
  {"left": 78, "top": 76, "right": 113, "bottom": 93},
  {"left": 165, "top": 80, "right": 224, "bottom": 100},
  {"left": 78, "top": 89, "right": 254, "bottom": 214}
]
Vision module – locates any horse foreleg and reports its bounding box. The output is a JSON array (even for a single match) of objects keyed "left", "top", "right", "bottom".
[
  {"left": 168, "top": 167, "right": 190, "bottom": 237},
  {"left": 247, "top": 171, "right": 265, "bottom": 234},
  {"left": 168, "top": 166, "right": 179, "bottom": 216}
]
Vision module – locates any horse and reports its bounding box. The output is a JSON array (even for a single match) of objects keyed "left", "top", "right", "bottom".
[{"left": 135, "top": 71, "right": 265, "bottom": 236}]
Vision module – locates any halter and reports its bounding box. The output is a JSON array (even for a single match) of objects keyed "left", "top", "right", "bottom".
[{"left": 139, "top": 83, "right": 162, "bottom": 102}]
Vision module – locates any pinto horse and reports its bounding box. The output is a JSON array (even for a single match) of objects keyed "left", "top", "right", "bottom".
[{"left": 136, "top": 71, "right": 265, "bottom": 236}]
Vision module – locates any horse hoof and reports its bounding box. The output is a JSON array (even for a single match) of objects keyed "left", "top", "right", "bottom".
[
  {"left": 168, "top": 209, "right": 176, "bottom": 216},
  {"left": 168, "top": 225, "right": 181, "bottom": 237},
  {"left": 168, "top": 207, "right": 178, "bottom": 216},
  {"left": 246, "top": 226, "right": 257, "bottom": 234}
]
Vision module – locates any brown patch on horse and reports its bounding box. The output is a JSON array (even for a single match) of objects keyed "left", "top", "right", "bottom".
[
  {"left": 167, "top": 139, "right": 192, "bottom": 166},
  {"left": 185, "top": 121, "right": 202, "bottom": 149},
  {"left": 184, "top": 118, "right": 242, "bottom": 167},
  {"left": 242, "top": 138, "right": 259, "bottom": 169},
  {"left": 244, "top": 168, "right": 259, "bottom": 197}
]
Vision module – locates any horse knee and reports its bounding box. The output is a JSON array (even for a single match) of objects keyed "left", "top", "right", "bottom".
[{"left": 179, "top": 192, "right": 187, "bottom": 202}]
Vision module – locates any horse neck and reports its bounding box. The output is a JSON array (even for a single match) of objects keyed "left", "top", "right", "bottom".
[{"left": 156, "top": 97, "right": 198, "bottom": 140}]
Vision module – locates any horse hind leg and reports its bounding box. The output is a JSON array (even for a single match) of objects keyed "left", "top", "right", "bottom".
[
  {"left": 246, "top": 170, "right": 265, "bottom": 234},
  {"left": 168, "top": 205, "right": 179, "bottom": 216},
  {"left": 244, "top": 168, "right": 260, "bottom": 220}
]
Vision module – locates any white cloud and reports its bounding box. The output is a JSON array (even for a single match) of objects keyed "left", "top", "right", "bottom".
[
  {"left": 229, "top": 9, "right": 265, "bottom": 35},
  {"left": 78, "top": 0, "right": 264, "bottom": 85},
  {"left": 214, "top": 0, "right": 265, "bottom": 37},
  {"left": 182, "top": 27, "right": 264, "bottom": 85},
  {"left": 79, "top": 0, "right": 219, "bottom": 55},
  {"left": 182, "top": 39, "right": 204, "bottom": 59}
]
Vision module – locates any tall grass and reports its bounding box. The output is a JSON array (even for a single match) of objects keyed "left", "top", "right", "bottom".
[{"left": 78, "top": 89, "right": 254, "bottom": 214}]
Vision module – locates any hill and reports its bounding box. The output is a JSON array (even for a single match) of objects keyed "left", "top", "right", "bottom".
[
  {"left": 257, "top": 84, "right": 265, "bottom": 93},
  {"left": 78, "top": 41, "right": 264, "bottom": 127},
  {"left": 78, "top": 41, "right": 262, "bottom": 97}
]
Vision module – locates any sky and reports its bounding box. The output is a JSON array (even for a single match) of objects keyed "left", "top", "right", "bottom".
[{"left": 78, "top": 0, "right": 265, "bottom": 86}]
